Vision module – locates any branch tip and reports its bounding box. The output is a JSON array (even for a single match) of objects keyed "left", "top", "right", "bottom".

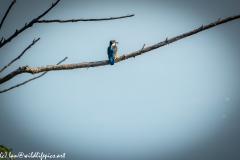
[{"left": 0, "top": 0, "right": 16, "bottom": 29}]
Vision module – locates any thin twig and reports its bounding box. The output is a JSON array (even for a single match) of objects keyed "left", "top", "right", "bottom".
[
  {"left": 141, "top": 44, "right": 145, "bottom": 50},
  {"left": 0, "top": 38, "right": 40, "bottom": 73},
  {"left": 0, "top": 56, "right": 68, "bottom": 94},
  {"left": 0, "top": 0, "right": 16, "bottom": 29},
  {"left": 0, "top": 0, "right": 60, "bottom": 48},
  {"left": 57, "top": 56, "right": 68, "bottom": 64},
  {"left": 37, "top": 14, "right": 135, "bottom": 23},
  {"left": 0, "top": 13, "right": 240, "bottom": 85},
  {"left": 0, "top": 37, "right": 3, "bottom": 44}
]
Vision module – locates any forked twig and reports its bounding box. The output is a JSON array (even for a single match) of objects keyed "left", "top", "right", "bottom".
[
  {"left": 0, "top": 56, "right": 68, "bottom": 93},
  {"left": 0, "top": 0, "right": 134, "bottom": 49},
  {"left": 0, "top": 38, "right": 40, "bottom": 73},
  {"left": 0, "top": 0, "right": 60, "bottom": 48}
]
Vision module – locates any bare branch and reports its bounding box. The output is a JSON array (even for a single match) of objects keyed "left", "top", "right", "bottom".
[
  {"left": 0, "top": 56, "right": 68, "bottom": 94},
  {"left": 0, "top": 38, "right": 40, "bottom": 73},
  {"left": 36, "top": 14, "right": 135, "bottom": 23},
  {"left": 0, "top": 0, "right": 60, "bottom": 48},
  {"left": 0, "top": 13, "right": 240, "bottom": 85},
  {"left": 0, "top": 0, "right": 134, "bottom": 49},
  {"left": 141, "top": 44, "right": 145, "bottom": 50},
  {"left": 0, "top": 0, "right": 16, "bottom": 29}
]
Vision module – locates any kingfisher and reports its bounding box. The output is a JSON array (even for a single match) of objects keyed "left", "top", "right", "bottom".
[{"left": 107, "top": 40, "right": 119, "bottom": 65}]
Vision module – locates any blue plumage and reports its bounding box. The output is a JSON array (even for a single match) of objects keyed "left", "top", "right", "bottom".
[
  {"left": 107, "top": 40, "right": 118, "bottom": 65},
  {"left": 109, "top": 56, "right": 114, "bottom": 65}
]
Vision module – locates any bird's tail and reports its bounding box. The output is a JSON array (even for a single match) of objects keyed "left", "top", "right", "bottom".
[{"left": 109, "top": 56, "right": 114, "bottom": 65}]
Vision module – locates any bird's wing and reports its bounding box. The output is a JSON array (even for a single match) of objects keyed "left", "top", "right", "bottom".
[{"left": 107, "top": 46, "right": 113, "bottom": 58}]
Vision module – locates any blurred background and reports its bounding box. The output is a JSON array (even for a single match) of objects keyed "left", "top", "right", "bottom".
[{"left": 0, "top": 0, "right": 240, "bottom": 159}]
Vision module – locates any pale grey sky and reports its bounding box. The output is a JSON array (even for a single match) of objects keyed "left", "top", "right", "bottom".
[{"left": 0, "top": 0, "right": 240, "bottom": 160}]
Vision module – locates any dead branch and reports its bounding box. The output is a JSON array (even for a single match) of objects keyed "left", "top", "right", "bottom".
[
  {"left": 0, "top": 13, "right": 240, "bottom": 86},
  {"left": 0, "top": 0, "right": 134, "bottom": 49},
  {"left": 37, "top": 14, "right": 135, "bottom": 23},
  {"left": 0, "top": 56, "right": 68, "bottom": 93},
  {"left": 0, "top": 38, "right": 40, "bottom": 73},
  {"left": 0, "top": 0, "right": 16, "bottom": 29},
  {"left": 0, "top": 0, "right": 60, "bottom": 48}
]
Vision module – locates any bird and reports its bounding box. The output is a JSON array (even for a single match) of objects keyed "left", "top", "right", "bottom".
[{"left": 107, "top": 40, "right": 119, "bottom": 65}]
